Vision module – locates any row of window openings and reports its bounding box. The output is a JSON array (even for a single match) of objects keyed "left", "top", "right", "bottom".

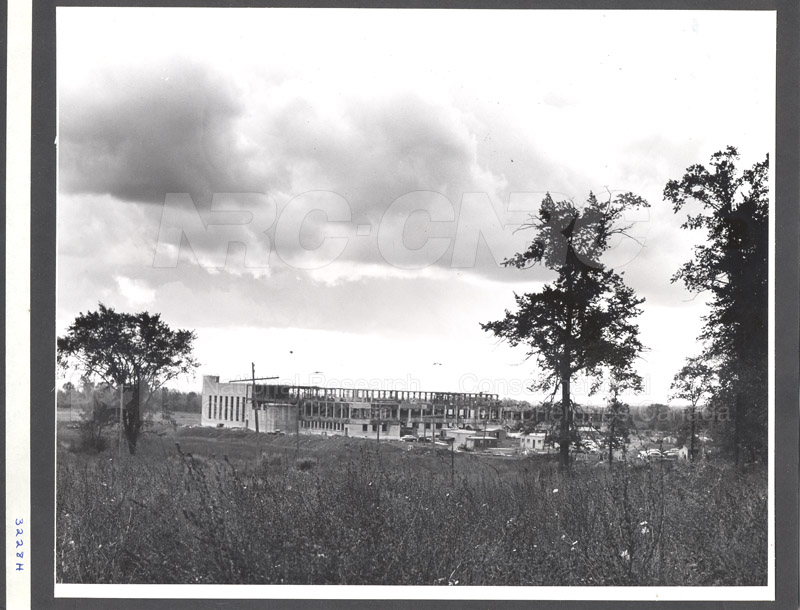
[
  {"left": 301, "top": 421, "right": 348, "bottom": 431},
  {"left": 300, "top": 421, "right": 446, "bottom": 432},
  {"left": 414, "top": 422, "right": 443, "bottom": 430},
  {"left": 292, "top": 390, "right": 492, "bottom": 401},
  {"left": 305, "top": 407, "right": 492, "bottom": 418},
  {"left": 208, "top": 395, "right": 245, "bottom": 422},
  {"left": 208, "top": 394, "right": 499, "bottom": 424},
  {"left": 300, "top": 421, "right": 390, "bottom": 432}
]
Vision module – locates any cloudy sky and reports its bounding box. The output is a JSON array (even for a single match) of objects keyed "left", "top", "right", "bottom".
[{"left": 56, "top": 8, "right": 775, "bottom": 405}]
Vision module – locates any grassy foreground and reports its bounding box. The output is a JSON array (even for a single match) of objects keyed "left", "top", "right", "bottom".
[{"left": 56, "top": 424, "right": 767, "bottom": 586}]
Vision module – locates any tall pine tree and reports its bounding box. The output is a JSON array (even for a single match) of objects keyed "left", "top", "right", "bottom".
[
  {"left": 664, "top": 146, "right": 769, "bottom": 465},
  {"left": 482, "top": 192, "right": 648, "bottom": 468}
]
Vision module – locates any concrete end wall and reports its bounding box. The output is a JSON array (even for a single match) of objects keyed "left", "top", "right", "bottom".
[{"left": 261, "top": 405, "right": 296, "bottom": 433}]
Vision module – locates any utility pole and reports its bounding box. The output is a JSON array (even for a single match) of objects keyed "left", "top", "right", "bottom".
[
  {"left": 296, "top": 397, "right": 300, "bottom": 456},
  {"left": 251, "top": 362, "right": 259, "bottom": 434},
  {"left": 251, "top": 362, "right": 262, "bottom": 463},
  {"left": 483, "top": 408, "right": 488, "bottom": 451},
  {"left": 450, "top": 436, "right": 455, "bottom": 486}
]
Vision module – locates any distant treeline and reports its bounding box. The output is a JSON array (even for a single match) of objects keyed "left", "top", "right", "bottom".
[
  {"left": 494, "top": 398, "right": 703, "bottom": 436},
  {"left": 160, "top": 389, "right": 202, "bottom": 413},
  {"left": 57, "top": 383, "right": 202, "bottom": 414}
]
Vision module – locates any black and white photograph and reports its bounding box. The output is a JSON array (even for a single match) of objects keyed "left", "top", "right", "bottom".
[{"left": 34, "top": 4, "right": 786, "bottom": 602}]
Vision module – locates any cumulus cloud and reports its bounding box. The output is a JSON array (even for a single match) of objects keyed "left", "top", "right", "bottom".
[
  {"left": 59, "top": 59, "right": 247, "bottom": 203},
  {"left": 55, "top": 8, "right": 775, "bottom": 399},
  {"left": 58, "top": 52, "right": 528, "bottom": 280}
]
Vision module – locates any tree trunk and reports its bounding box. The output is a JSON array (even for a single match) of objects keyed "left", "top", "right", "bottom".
[
  {"left": 560, "top": 377, "right": 570, "bottom": 470},
  {"left": 608, "top": 416, "right": 615, "bottom": 465},
  {"left": 559, "top": 292, "right": 574, "bottom": 471},
  {"left": 732, "top": 324, "right": 747, "bottom": 469},
  {"left": 559, "top": 343, "right": 572, "bottom": 469},
  {"left": 123, "top": 385, "right": 142, "bottom": 455}
]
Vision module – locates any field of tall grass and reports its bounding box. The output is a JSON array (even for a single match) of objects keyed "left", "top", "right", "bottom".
[{"left": 56, "top": 424, "right": 767, "bottom": 586}]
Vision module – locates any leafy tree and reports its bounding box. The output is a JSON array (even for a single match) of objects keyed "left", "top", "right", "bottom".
[
  {"left": 81, "top": 383, "right": 119, "bottom": 452},
  {"left": 481, "top": 192, "right": 649, "bottom": 468},
  {"left": 604, "top": 366, "right": 642, "bottom": 464},
  {"left": 57, "top": 303, "right": 198, "bottom": 454},
  {"left": 669, "top": 356, "right": 716, "bottom": 461},
  {"left": 640, "top": 403, "right": 679, "bottom": 436},
  {"left": 664, "top": 147, "right": 768, "bottom": 465},
  {"left": 58, "top": 379, "right": 120, "bottom": 451}
]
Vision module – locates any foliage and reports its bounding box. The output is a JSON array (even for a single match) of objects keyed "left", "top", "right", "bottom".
[
  {"left": 57, "top": 303, "right": 198, "bottom": 454},
  {"left": 161, "top": 389, "right": 202, "bottom": 414},
  {"left": 670, "top": 357, "right": 716, "bottom": 407},
  {"left": 664, "top": 147, "right": 769, "bottom": 465},
  {"left": 79, "top": 384, "right": 119, "bottom": 452},
  {"left": 56, "top": 380, "right": 116, "bottom": 452},
  {"left": 481, "top": 192, "right": 649, "bottom": 467},
  {"left": 56, "top": 425, "right": 767, "bottom": 586},
  {"left": 604, "top": 366, "right": 641, "bottom": 463},
  {"left": 670, "top": 356, "right": 717, "bottom": 459}
]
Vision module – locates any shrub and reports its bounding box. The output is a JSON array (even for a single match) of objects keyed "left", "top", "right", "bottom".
[
  {"left": 296, "top": 458, "right": 317, "bottom": 471},
  {"left": 56, "top": 428, "right": 767, "bottom": 586}
]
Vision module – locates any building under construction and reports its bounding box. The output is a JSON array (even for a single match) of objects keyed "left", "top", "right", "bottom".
[{"left": 201, "top": 375, "right": 501, "bottom": 440}]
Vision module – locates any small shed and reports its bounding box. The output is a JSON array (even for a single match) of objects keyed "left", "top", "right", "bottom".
[
  {"left": 483, "top": 426, "right": 508, "bottom": 442},
  {"left": 520, "top": 432, "right": 547, "bottom": 454},
  {"left": 442, "top": 428, "right": 475, "bottom": 448},
  {"left": 465, "top": 435, "right": 499, "bottom": 451},
  {"left": 677, "top": 445, "right": 704, "bottom": 460}
]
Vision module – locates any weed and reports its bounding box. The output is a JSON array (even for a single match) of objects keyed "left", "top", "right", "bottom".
[{"left": 56, "top": 425, "right": 768, "bottom": 586}]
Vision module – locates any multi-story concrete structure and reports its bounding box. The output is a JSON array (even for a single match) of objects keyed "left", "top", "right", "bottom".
[
  {"left": 200, "top": 375, "right": 298, "bottom": 432},
  {"left": 201, "top": 375, "right": 500, "bottom": 440}
]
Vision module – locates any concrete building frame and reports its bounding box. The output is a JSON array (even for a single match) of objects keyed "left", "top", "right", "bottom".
[{"left": 200, "top": 375, "right": 503, "bottom": 440}]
